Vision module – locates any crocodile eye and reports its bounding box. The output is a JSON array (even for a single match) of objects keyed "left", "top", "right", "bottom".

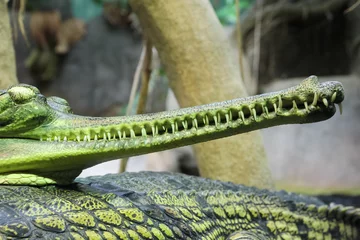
[
  {"left": 48, "top": 96, "right": 70, "bottom": 106},
  {"left": 8, "top": 85, "right": 37, "bottom": 103},
  {"left": 47, "top": 96, "right": 73, "bottom": 113}
]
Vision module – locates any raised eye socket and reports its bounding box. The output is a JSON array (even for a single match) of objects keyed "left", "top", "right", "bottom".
[
  {"left": 20, "top": 84, "right": 40, "bottom": 94},
  {"left": 7, "top": 85, "right": 38, "bottom": 103},
  {"left": 47, "top": 96, "right": 70, "bottom": 106}
]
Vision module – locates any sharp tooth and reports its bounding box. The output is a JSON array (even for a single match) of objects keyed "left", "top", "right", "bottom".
[
  {"left": 83, "top": 136, "right": 87, "bottom": 141},
  {"left": 229, "top": 111, "right": 232, "bottom": 121},
  {"left": 107, "top": 133, "right": 111, "bottom": 140},
  {"left": 217, "top": 113, "right": 221, "bottom": 123},
  {"left": 63, "top": 136, "right": 67, "bottom": 142},
  {"left": 205, "top": 115, "right": 209, "bottom": 125},
  {"left": 54, "top": 136, "right": 58, "bottom": 141},
  {"left": 278, "top": 96, "right": 283, "bottom": 109},
  {"left": 76, "top": 136, "right": 81, "bottom": 142},
  {"left": 130, "top": 129, "right": 136, "bottom": 138},
  {"left": 171, "top": 123, "right": 176, "bottom": 133},
  {"left": 142, "top": 128, "right": 147, "bottom": 137},
  {"left": 252, "top": 108, "right": 257, "bottom": 121},
  {"left": 304, "top": 102, "right": 309, "bottom": 111},
  {"left": 338, "top": 103, "right": 343, "bottom": 115},
  {"left": 155, "top": 126, "right": 159, "bottom": 135},
  {"left": 225, "top": 113, "right": 230, "bottom": 124},
  {"left": 175, "top": 122, "right": 178, "bottom": 131},
  {"left": 193, "top": 119, "right": 198, "bottom": 129},
  {"left": 103, "top": 133, "right": 107, "bottom": 141},
  {"left": 273, "top": 103, "right": 277, "bottom": 113},
  {"left": 312, "top": 92, "right": 318, "bottom": 106},
  {"left": 182, "top": 121, "right": 187, "bottom": 130},
  {"left": 264, "top": 106, "right": 269, "bottom": 116},
  {"left": 331, "top": 92, "right": 337, "bottom": 103},
  {"left": 152, "top": 126, "right": 156, "bottom": 136},
  {"left": 213, "top": 116, "right": 218, "bottom": 126},
  {"left": 292, "top": 100, "right": 298, "bottom": 110},
  {"left": 94, "top": 135, "right": 98, "bottom": 141},
  {"left": 118, "top": 130, "right": 122, "bottom": 139},
  {"left": 40, "top": 137, "right": 43, "bottom": 141},
  {"left": 123, "top": 131, "right": 126, "bottom": 138},
  {"left": 322, "top": 98, "right": 329, "bottom": 107},
  {"left": 239, "top": 111, "right": 245, "bottom": 122}
]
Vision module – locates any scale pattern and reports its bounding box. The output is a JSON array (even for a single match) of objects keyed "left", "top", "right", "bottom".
[{"left": 0, "top": 172, "right": 359, "bottom": 239}]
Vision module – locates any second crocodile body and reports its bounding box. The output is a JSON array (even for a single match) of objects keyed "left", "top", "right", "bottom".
[{"left": 1, "top": 172, "right": 359, "bottom": 239}]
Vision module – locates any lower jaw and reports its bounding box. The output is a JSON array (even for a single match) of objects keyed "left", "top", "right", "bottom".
[{"left": 1, "top": 109, "right": 335, "bottom": 175}]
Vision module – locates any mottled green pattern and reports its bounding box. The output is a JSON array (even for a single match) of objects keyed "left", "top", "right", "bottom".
[{"left": 0, "top": 172, "right": 359, "bottom": 239}]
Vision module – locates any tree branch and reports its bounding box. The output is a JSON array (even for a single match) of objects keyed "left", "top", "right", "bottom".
[
  {"left": 0, "top": 2, "right": 18, "bottom": 89},
  {"left": 129, "top": 0, "right": 272, "bottom": 188}
]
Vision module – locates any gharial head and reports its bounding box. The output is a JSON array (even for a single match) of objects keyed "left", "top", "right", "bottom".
[
  {"left": 0, "top": 76, "right": 344, "bottom": 185},
  {"left": 0, "top": 76, "right": 344, "bottom": 142}
]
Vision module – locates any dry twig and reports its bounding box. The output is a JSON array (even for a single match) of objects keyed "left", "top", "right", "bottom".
[
  {"left": 344, "top": 0, "right": 360, "bottom": 13},
  {"left": 119, "top": 40, "right": 152, "bottom": 173}
]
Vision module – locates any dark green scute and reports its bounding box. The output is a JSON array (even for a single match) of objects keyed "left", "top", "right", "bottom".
[
  {"left": 76, "top": 171, "right": 325, "bottom": 206},
  {"left": 0, "top": 205, "right": 31, "bottom": 238},
  {"left": 317, "top": 195, "right": 360, "bottom": 208}
]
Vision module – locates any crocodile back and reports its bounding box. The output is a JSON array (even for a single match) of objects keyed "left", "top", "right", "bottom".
[{"left": 0, "top": 172, "right": 359, "bottom": 239}]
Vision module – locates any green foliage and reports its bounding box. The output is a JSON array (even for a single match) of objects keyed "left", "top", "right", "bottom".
[
  {"left": 211, "top": 0, "right": 254, "bottom": 25},
  {"left": 75, "top": 0, "right": 254, "bottom": 25},
  {"left": 71, "top": 0, "right": 131, "bottom": 21},
  {"left": 72, "top": 0, "right": 103, "bottom": 21},
  {"left": 92, "top": 0, "right": 129, "bottom": 9}
]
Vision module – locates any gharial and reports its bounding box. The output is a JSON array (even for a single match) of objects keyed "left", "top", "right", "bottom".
[{"left": 0, "top": 76, "right": 358, "bottom": 240}]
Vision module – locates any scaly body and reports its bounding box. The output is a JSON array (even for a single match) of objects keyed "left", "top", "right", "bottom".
[
  {"left": 1, "top": 172, "right": 359, "bottom": 239},
  {"left": 1, "top": 76, "right": 358, "bottom": 239}
]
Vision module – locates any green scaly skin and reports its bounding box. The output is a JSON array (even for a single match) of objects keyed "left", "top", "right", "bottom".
[
  {"left": 0, "top": 172, "right": 359, "bottom": 240},
  {"left": 1, "top": 76, "right": 358, "bottom": 239}
]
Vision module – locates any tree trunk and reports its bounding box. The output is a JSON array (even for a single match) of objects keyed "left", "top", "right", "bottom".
[
  {"left": 0, "top": 2, "right": 18, "bottom": 89},
  {"left": 130, "top": 0, "right": 272, "bottom": 188}
]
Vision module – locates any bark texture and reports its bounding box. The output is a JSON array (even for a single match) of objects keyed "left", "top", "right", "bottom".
[
  {"left": 130, "top": 0, "right": 272, "bottom": 188},
  {"left": 0, "top": 3, "right": 18, "bottom": 88}
]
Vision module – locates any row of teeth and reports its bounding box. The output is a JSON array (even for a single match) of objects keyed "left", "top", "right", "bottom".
[{"left": 41, "top": 92, "right": 341, "bottom": 142}]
